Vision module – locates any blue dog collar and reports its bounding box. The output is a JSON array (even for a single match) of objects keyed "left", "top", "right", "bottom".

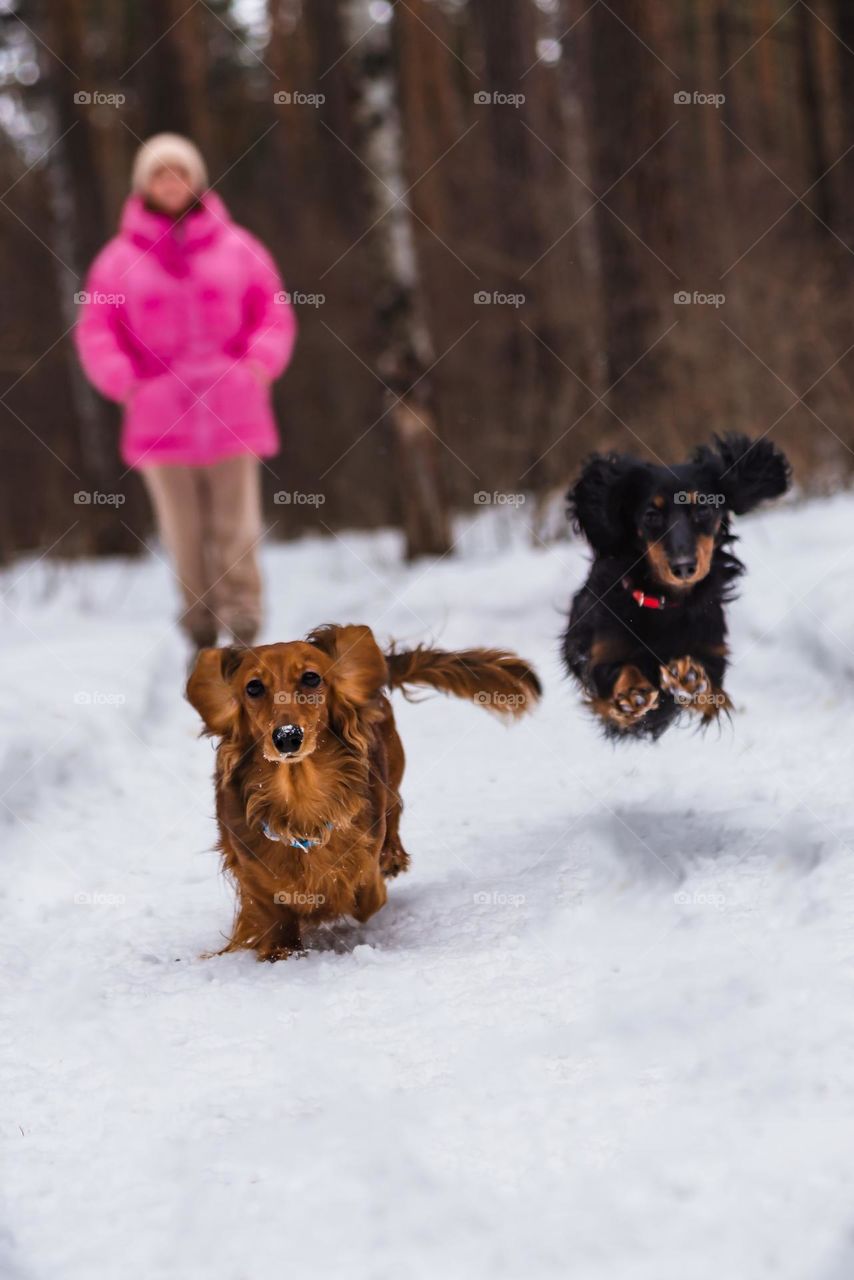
[{"left": 261, "top": 821, "right": 334, "bottom": 850}]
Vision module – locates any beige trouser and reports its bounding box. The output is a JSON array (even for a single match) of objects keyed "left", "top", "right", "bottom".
[{"left": 141, "top": 455, "right": 264, "bottom": 646}]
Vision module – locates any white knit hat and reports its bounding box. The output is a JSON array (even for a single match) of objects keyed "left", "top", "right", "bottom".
[{"left": 131, "top": 133, "right": 208, "bottom": 195}]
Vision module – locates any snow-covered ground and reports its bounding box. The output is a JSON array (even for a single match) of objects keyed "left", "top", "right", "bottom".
[{"left": 3, "top": 495, "right": 854, "bottom": 1280}]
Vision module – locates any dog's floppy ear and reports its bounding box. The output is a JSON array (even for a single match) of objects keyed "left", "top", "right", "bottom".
[
  {"left": 308, "top": 624, "right": 388, "bottom": 703},
  {"left": 307, "top": 625, "right": 388, "bottom": 752},
  {"left": 701, "top": 433, "right": 791, "bottom": 516},
  {"left": 568, "top": 453, "right": 640, "bottom": 553},
  {"left": 186, "top": 646, "right": 243, "bottom": 736}
]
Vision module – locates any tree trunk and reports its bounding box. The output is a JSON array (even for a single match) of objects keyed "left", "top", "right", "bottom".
[
  {"left": 557, "top": 0, "right": 606, "bottom": 395},
  {"left": 797, "top": 1, "right": 833, "bottom": 231},
  {"left": 41, "top": 0, "right": 147, "bottom": 554},
  {"left": 585, "top": 0, "right": 678, "bottom": 432},
  {"left": 127, "top": 0, "right": 213, "bottom": 156},
  {"left": 343, "top": 0, "right": 452, "bottom": 560}
]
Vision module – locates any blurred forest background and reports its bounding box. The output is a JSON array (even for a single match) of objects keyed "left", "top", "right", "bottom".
[{"left": 1, "top": 0, "right": 853, "bottom": 561}]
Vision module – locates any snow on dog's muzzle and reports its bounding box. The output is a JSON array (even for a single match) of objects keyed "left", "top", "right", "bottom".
[{"left": 271, "top": 723, "right": 304, "bottom": 756}]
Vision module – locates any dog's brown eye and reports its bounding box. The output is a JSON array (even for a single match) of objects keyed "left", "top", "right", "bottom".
[
  {"left": 301, "top": 671, "right": 322, "bottom": 688},
  {"left": 245, "top": 679, "right": 265, "bottom": 698}
]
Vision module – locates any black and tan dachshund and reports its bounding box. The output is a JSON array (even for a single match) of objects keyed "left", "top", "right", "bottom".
[{"left": 562, "top": 434, "right": 791, "bottom": 739}]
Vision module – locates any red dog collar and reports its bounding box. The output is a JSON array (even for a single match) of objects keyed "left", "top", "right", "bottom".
[{"left": 621, "top": 578, "right": 680, "bottom": 610}]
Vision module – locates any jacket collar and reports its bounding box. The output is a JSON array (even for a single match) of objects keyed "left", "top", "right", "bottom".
[{"left": 119, "top": 191, "right": 229, "bottom": 262}]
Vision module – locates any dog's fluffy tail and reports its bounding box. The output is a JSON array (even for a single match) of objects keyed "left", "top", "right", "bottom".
[{"left": 385, "top": 646, "right": 541, "bottom": 718}]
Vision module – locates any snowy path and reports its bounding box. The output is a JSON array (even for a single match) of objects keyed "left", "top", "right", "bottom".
[{"left": 3, "top": 498, "right": 854, "bottom": 1280}]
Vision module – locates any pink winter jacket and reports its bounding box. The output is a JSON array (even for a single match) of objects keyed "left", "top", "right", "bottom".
[{"left": 74, "top": 192, "right": 297, "bottom": 468}]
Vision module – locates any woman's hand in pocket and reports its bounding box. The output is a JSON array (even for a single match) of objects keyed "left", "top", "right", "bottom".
[{"left": 246, "top": 359, "right": 270, "bottom": 388}]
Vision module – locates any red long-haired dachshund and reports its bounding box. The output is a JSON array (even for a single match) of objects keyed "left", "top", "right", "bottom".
[{"left": 187, "top": 624, "right": 541, "bottom": 960}]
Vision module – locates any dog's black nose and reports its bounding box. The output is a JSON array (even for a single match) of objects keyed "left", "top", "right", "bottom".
[
  {"left": 272, "top": 723, "right": 304, "bottom": 755},
  {"left": 671, "top": 558, "right": 697, "bottom": 580}
]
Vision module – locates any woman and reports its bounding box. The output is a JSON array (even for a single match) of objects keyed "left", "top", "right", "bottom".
[{"left": 75, "top": 133, "right": 297, "bottom": 650}]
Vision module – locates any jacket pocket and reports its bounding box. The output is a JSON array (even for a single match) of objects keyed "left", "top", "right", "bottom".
[
  {"left": 123, "top": 373, "right": 196, "bottom": 460},
  {"left": 205, "top": 358, "right": 266, "bottom": 428}
]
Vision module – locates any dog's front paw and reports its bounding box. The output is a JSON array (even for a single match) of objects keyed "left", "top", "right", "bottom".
[
  {"left": 593, "top": 665, "right": 659, "bottom": 729},
  {"left": 257, "top": 944, "right": 302, "bottom": 963},
  {"left": 660, "top": 657, "right": 730, "bottom": 719},
  {"left": 660, "top": 656, "right": 709, "bottom": 706},
  {"left": 380, "top": 838, "right": 410, "bottom": 879}
]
